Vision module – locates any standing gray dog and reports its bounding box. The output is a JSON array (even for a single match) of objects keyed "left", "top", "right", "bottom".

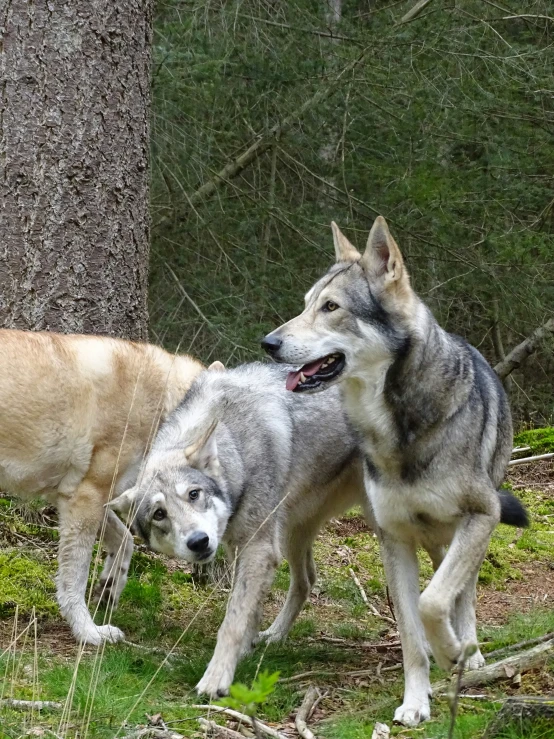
[
  {"left": 261, "top": 216, "right": 527, "bottom": 726},
  {"left": 109, "top": 362, "right": 367, "bottom": 697}
]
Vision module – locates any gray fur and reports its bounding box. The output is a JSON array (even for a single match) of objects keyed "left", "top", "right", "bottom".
[
  {"left": 109, "top": 362, "right": 367, "bottom": 698},
  {"left": 261, "top": 217, "right": 527, "bottom": 727}
]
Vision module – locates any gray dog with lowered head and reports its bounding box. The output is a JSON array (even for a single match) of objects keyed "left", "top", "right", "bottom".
[
  {"left": 109, "top": 361, "right": 367, "bottom": 697},
  {"left": 261, "top": 216, "right": 528, "bottom": 726}
]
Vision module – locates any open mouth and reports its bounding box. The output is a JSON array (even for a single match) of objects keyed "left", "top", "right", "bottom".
[{"left": 286, "top": 353, "right": 345, "bottom": 392}]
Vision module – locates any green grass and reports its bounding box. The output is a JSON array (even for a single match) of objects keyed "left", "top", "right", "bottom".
[{"left": 1, "top": 454, "right": 553, "bottom": 738}]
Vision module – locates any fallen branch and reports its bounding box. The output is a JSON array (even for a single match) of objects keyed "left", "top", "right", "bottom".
[
  {"left": 432, "top": 638, "right": 554, "bottom": 693},
  {"left": 348, "top": 568, "right": 395, "bottom": 625},
  {"left": 512, "top": 446, "right": 531, "bottom": 454},
  {"left": 0, "top": 699, "right": 62, "bottom": 710},
  {"left": 295, "top": 687, "right": 319, "bottom": 739},
  {"left": 486, "top": 631, "right": 554, "bottom": 660},
  {"left": 307, "top": 636, "right": 401, "bottom": 651},
  {"left": 508, "top": 452, "right": 554, "bottom": 467},
  {"left": 198, "top": 718, "right": 244, "bottom": 739},
  {"left": 192, "top": 705, "right": 286, "bottom": 739},
  {"left": 494, "top": 318, "right": 554, "bottom": 380}
]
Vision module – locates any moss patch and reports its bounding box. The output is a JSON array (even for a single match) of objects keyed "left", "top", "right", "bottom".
[{"left": 514, "top": 427, "right": 554, "bottom": 454}]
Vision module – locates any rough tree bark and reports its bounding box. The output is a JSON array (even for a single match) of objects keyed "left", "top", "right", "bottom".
[{"left": 0, "top": 0, "right": 152, "bottom": 339}]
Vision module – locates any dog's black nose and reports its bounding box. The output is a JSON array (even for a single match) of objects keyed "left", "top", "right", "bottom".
[
  {"left": 187, "top": 531, "right": 210, "bottom": 553},
  {"left": 261, "top": 334, "right": 282, "bottom": 354}
]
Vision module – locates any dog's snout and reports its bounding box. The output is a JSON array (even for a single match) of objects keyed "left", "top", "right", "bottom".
[
  {"left": 261, "top": 334, "right": 282, "bottom": 354},
  {"left": 187, "top": 531, "right": 210, "bottom": 553}
]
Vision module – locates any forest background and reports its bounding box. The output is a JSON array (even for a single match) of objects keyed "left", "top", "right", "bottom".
[{"left": 148, "top": 0, "right": 553, "bottom": 426}]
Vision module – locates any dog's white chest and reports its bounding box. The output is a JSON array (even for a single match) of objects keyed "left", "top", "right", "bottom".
[{"left": 366, "top": 475, "right": 458, "bottom": 545}]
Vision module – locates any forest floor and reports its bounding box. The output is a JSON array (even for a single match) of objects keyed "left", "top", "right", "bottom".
[{"left": 1, "top": 452, "right": 554, "bottom": 739}]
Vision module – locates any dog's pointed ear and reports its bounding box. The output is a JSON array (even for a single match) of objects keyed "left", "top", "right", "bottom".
[
  {"left": 208, "top": 360, "right": 225, "bottom": 372},
  {"left": 185, "top": 421, "right": 220, "bottom": 479},
  {"left": 331, "top": 222, "right": 360, "bottom": 263},
  {"left": 360, "top": 216, "right": 405, "bottom": 286},
  {"left": 106, "top": 486, "right": 138, "bottom": 519}
]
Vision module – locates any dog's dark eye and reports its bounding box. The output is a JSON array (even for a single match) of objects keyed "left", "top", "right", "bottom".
[
  {"left": 189, "top": 489, "right": 201, "bottom": 501},
  {"left": 322, "top": 300, "right": 339, "bottom": 312},
  {"left": 153, "top": 508, "right": 166, "bottom": 521}
]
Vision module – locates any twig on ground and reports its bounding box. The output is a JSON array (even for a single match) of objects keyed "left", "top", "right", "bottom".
[
  {"left": 295, "top": 687, "right": 320, "bottom": 739},
  {"left": 281, "top": 663, "right": 402, "bottom": 684},
  {"left": 192, "top": 705, "right": 286, "bottom": 739},
  {"left": 123, "top": 640, "right": 176, "bottom": 659},
  {"left": 433, "top": 638, "right": 554, "bottom": 694},
  {"left": 0, "top": 699, "right": 63, "bottom": 710},
  {"left": 306, "top": 637, "right": 401, "bottom": 650},
  {"left": 198, "top": 717, "right": 244, "bottom": 738},
  {"left": 486, "top": 631, "right": 554, "bottom": 660},
  {"left": 348, "top": 568, "right": 396, "bottom": 625},
  {"left": 508, "top": 452, "right": 554, "bottom": 467}
]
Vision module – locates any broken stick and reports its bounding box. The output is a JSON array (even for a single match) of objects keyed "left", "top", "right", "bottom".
[
  {"left": 433, "top": 637, "right": 554, "bottom": 693},
  {"left": 295, "top": 686, "right": 320, "bottom": 739}
]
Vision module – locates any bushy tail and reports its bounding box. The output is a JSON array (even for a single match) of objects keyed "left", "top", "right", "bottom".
[{"left": 498, "top": 490, "right": 529, "bottom": 528}]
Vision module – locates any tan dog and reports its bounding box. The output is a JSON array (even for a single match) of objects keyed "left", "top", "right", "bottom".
[{"left": 0, "top": 329, "right": 203, "bottom": 645}]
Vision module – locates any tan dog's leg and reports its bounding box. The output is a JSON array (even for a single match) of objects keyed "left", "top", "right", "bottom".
[
  {"left": 57, "top": 480, "right": 125, "bottom": 645},
  {"left": 93, "top": 510, "right": 134, "bottom": 609}
]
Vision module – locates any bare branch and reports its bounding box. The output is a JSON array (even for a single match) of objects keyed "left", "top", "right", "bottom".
[
  {"left": 192, "top": 705, "right": 286, "bottom": 739},
  {"left": 508, "top": 452, "right": 554, "bottom": 467},
  {"left": 433, "top": 638, "right": 554, "bottom": 693},
  {"left": 397, "top": 0, "right": 435, "bottom": 25},
  {"left": 494, "top": 318, "right": 554, "bottom": 380},
  {"left": 295, "top": 687, "right": 320, "bottom": 739},
  {"left": 0, "top": 699, "right": 63, "bottom": 710},
  {"left": 182, "top": 51, "right": 369, "bottom": 214}
]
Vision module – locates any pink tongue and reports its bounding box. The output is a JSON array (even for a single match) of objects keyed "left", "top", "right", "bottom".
[{"left": 286, "top": 358, "right": 327, "bottom": 392}]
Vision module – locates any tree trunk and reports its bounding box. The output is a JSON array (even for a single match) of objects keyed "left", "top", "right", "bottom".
[{"left": 0, "top": 0, "right": 152, "bottom": 339}]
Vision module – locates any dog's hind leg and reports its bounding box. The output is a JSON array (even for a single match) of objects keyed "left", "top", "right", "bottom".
[
  {"left": 419, "top": 502, "right": 499, "bottom": 672},
  {"left": 93, "top": 510, "right": 134, "bottom": 610},
  {"left": 56, "top": 481, "right": 125, "bottom": 645},
  {"left": 380, "top": 533, "right": 432, "bottom": 727},
  {"left": 257, "top": 530, "right": 317, "bottom": 645},
  {"left": 196, "top": 535, "right": 280, "bottom": 698}
]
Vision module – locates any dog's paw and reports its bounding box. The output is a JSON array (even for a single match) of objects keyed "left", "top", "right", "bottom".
[
  {"left": 196, "top": 664, "right": 234, "bottom": 699},
  {"left": 393, "top": 699, "right": 430, "bottom": 727},
  {"left": 76, "top": 624, "right": 125, "bottom": 646},
  {"left": 466, "top": 649, "right": 485, "bottom": 671},
  {"left": 254, "top": 626, "right": 287, "bottom": 646}
]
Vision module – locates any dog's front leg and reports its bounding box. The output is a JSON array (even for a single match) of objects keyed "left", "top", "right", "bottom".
[
  {"left": 196, "top": 538, "right": 280, "bottom": 698},
  {"left": 93, "top": 510, "right": 134, "bottom": 609},
  {"left": 419, "top": 506, "right": 499, "bottom": 671},
  {"left": 380, "top": 533, "right": 432, "bottom": 728},
  {"left": 57, "top": 482, "right": 125, "bottom": 645}
]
